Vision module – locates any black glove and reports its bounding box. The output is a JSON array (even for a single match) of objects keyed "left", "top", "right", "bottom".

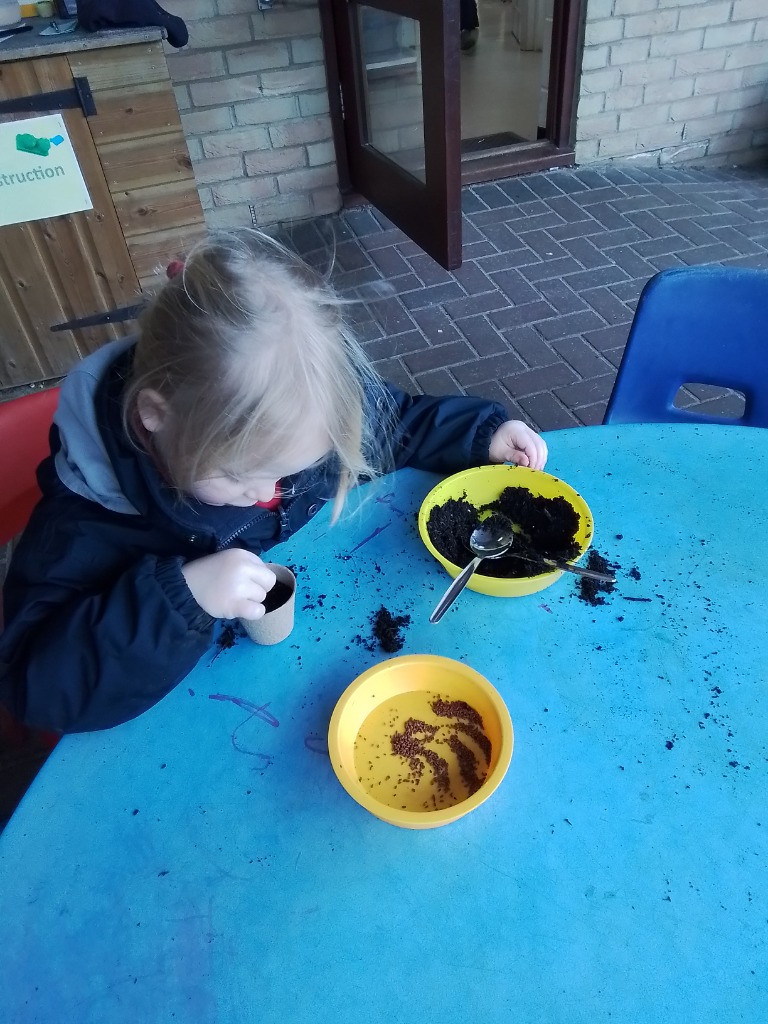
[{"left": 77, "top": 0, "right": 189, "bottom": 49}]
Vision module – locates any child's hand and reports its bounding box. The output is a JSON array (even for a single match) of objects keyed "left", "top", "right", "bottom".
[
  {"left": 488, "top": 420, "right": 548, "bottom": 470},
  {"left": 181, "top": 549, "right": 277, "bottom": 620}
]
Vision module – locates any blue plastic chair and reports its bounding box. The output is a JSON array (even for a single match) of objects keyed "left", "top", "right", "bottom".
[{"left": 603, "top": 266, "right": 768, "bottom": 426}]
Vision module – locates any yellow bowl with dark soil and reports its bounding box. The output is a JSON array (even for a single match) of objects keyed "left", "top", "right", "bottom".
[
  {"left": 418, "top": 464, "right": 594, "bottom": 597},
  {"left": 328, "top": 654, "right": 513, "bottom": 829}
]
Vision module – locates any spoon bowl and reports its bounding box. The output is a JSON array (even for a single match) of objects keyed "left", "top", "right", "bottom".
[{"left": 429, "top": 514, "right": 516, "bottom": 623}]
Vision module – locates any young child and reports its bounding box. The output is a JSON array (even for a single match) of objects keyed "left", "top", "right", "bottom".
[{"left": 0, "top": 231, "right": 547, "bottom": 734}]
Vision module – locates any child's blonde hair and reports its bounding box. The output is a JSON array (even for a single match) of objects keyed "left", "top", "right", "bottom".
[{"left": 124, "top": 230, "right": 393, "bottom": 520}]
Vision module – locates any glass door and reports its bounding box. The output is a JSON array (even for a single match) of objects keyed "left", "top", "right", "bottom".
[{"left": 328, "top": 0, "right": 462, "bottom": 270}]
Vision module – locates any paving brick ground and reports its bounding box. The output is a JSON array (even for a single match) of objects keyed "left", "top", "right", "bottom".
[{"left": 282, "top": 163, "right": 768, "bottom": 430}]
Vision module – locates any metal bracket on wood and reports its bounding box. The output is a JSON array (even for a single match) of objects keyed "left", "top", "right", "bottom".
[
  {"left": 0, "top": 76, "right": 97, "bottom": 117},
  {"left": 50, "top": 301, "right": 145, "bottom": 333}
]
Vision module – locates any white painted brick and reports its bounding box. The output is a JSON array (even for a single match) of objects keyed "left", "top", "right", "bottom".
[
  {"left": 703, "top": 23, "right": 757, "bottom": 50},
  {"left": 234, "top": 96, "right": 299, "bottom": 126},
  {"left": 576, "top": 112, "right": 620, "bottom": 139},
  {"left": 670, "top": 94, "right": 718, "bottom": 120},
  {"left": 614, "top": 0, "right": 657, "bottom": 13},
  {"left": 260, "top": 66, "right": 328, "bottom": 95},
  {"left": 306, "top": 141, "right": 337, "bottom": 167},
  {"left": 173, "top": 85, "right": 191, "bottom": 111},
  {"left": 678, "top": 2, "right": 732, "bottom": 31},
  {"left": 197, "top": 186, "right": 214, "bottom": 210},
  {"left": 597, "top": 130, "right": 640, "bottom": 157},
  {"left": 717, "top": 85, "right": 767, "bottom": 112},
  {"left": 682, "top": 112, "right": 736, "bottom": 138},
  {"left": 743, "top": 65, "right": 768, "bottom": 86},
  {"left": 277, "top": 165, "right": 338, "bottom": 193},
  {"left": 578, "top": 93, "right": 606, "bottom": 117},
  {"left": 622, "top": 58, "right": 675, "bottom": 84},
  {"left": 186, "top": 16, "right": 252, "bottom": 49},
  {"left": 250, "top": 194, "right": 314, "bottom": 226},
  {"left": 574, "top": 138, "right": 600, "bottom": 162},
  {"left": 705, "top": 128, "right": 755, "bottom": 154},
  {"left": 659, "top": 141, "right": 709, "bottom": 163},
  {"left": 610, "top": 38, "right": 652, "bottom": 64},
  {"left": 754, "top": 21, "right": 768, "bottom": 41},
  {"left": 166, "top": 50, "right": 227, "bottom": 80},
  {"left": 193, "top": 155, "right": 246, "bottom": 185},
  {"left": 584, "top": 19, "right": 625, "bottom": 46},
  {"left": 298, "top": 91, "right": 331, "bottom": 117},
  {"left": 674, "top": 50, "right": 727, "bottom": 76},
  {"left": 658, "top": 0, "right": 707, "bottom": 7},
  {"left": 163, "top": 0, "right": 216, "bottom": 19},
  {"left": 619, "top": 102, "right": 669, "bottom": 129},
  {"left": 732, "top": 0, "right": 768, "bottom": 18},
  {"left": 225, "top": 43, "right": 292, "bottom": 75},
  {"left": 622, "top": 150, "right": 664, "bottom": 166},
  {"left": 623, "top": 10, "right": 678, "bottom": 38},
  {"left": 603, "top": 85, "right": 644, "bottom": 110},
  {"left": 185, "top": 138, "right": 204, "bottom": 161},
  {"left": 635, "top": 122, "right": 685, "bottom": 147},
  {"left": 580, "top": 68, "right": 622, "bottom": 93},
  {"left": 251, "top": 9, "right": 322, "bottom": 40},
  {"left": 585, "top": 0, "right": 615, "bottom": 18},
  {"left": 204, "top": 204, "right": 253, "bottom": 231},
  {"left": 291, "top": 38, "right": 325, "bottom": 64},
  {"left": 201, "top": 128, "right": 271, "bottom": 158},
  {"left": 582, "top": 45, "right": 610, "bottom": 72},
  {"left": 244, "top": 147, "right": 308, "bottom": 175},
  {"left": 694, "top": 70, "right": 745, "bottom": 95},
  {"left": 725, "top": 42, "right": 768, "bottom": 69},
  {"left": 311, "top": 187, "right": 343, "bottom": 217},
  {"left": 649, "top": 28, "right": 704, "bottom": 57},
  {"left": 644, "top": 77, "right": 694, "bottom": 103},
  {"left": 217, "top": 0, "right": 258, "bottom": 13},
  {"left": 731, "top": 103, "right": 768, "bottom": 128},
  {"left": 752, "top": 128, "right": 768, "bottom": 145},
  {"left": 268, "top": 116, "right": 333, "bottom": 147},
  {"left": 212, "top": 177, "right": 278, "bottom": 206},
  {"left": 191, "top": 75, "right": 262, "bottom": 107},
  {"left": 182, "top": 107, "right": 236, "bottom": 135}
]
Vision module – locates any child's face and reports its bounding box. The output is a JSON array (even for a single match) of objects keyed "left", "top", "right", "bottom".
[{"left": 189, "top": 432, "right": 332, "bottom": 507}]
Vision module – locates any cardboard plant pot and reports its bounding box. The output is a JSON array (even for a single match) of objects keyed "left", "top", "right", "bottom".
[{"left": 239, "top": 563, "right": 296, "bottom": 646}]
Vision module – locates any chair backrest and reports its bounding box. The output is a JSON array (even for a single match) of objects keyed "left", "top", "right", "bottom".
[
  {"left": 0, "top": 387, "right": 60, "bottom": 546},
  {"left": 603, "top": 266, "right": 768, "bottom": 426}
]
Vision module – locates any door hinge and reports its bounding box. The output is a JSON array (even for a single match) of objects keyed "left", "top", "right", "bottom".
[{"left": 0, "top": 76, "right": 97, "bottom": 117}]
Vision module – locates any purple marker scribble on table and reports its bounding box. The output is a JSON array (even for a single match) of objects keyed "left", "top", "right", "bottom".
[
  {"left": 349, "top": 523, "right": 391, "bottom": 554},
  {"left": 209, "top": 693, "right": 280, "bottom": 727},
  {"left": 304, "top": 734, "right": 329, "bottom": 755},
  {"left": 375, "top": 492, "right": 406, "bottom": 518}
]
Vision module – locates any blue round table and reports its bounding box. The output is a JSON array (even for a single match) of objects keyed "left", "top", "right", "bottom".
[{"left": 1, "top": 424, "right": 766, "bottom": 1023}]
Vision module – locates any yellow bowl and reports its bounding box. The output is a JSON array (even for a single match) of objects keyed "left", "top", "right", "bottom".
[
  {"left": 328, "top": 654, "right": 513, "bottom": 829},
  {"left": 418, "top": 465, "right": 594, "bottom": 598}
]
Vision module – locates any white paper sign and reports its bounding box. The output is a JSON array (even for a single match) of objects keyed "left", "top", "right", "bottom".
[{"left": 0, "top": 114, "right": 93, "bottom": 227}]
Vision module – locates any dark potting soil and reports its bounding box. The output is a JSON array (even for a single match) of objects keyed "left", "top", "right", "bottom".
[
  {"left": 263, "top": 578, "right": 293, "bottom": 613},
  {"left": 426, "top": 487, "right": 581, "bottom": 579},
  {"left": 576, "top": 550, "right": 617, "bottom": 606},
  {"left": 371, "top": 605, "right": 411, "bottom": 653}
]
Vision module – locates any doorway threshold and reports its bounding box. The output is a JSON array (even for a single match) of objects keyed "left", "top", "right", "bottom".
[{"left": 461, "top": 140, "right": 574, "bottom": 186}]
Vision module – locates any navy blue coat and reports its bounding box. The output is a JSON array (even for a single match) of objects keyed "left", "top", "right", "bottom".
[{"left": 0, "top": 342, "right": 506, "bottom": 733}]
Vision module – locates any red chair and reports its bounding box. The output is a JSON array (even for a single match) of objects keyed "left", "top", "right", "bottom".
[{"left": 0, "top": 387, "right": 61, "bottom": 753}]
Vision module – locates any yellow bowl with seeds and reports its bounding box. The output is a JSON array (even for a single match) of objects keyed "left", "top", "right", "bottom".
[{"left": 328, "top": 654, "right": 513, "bottom": 829}]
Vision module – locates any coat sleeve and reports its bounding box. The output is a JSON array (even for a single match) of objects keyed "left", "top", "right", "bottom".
[
  {"left": 383, "top": 383, "right": 508, "bottom": 473},
  {"left": 0, "top": 490, "right": 216, "bottom": 734}
]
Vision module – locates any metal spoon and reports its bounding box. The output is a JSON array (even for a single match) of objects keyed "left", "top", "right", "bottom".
[
  {"left": 516, "top": 551, "right": 616, "bottom": 583},
  {"left": 429, "top": 517, "right": 515, "bottom": 623}
]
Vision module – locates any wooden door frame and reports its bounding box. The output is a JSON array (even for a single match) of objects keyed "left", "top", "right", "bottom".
[{"left": 320, "top": 0, "right": 586, "bottom": 192}]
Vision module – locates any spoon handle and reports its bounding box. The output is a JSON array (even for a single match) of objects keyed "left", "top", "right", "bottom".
[
  {"left": 538, "top": 556, "right": 615, "bottom": 583},
  {"left": 429, "top": 556, "right": 483, "bottom": 623}
]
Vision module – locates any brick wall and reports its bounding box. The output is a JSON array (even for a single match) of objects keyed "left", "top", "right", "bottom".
[
  {"left": 576, "top": 0, "right": 768, "bottom": 167},
  {"left": 162, "top": 0, "right": 340, "bottom": 231}
]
